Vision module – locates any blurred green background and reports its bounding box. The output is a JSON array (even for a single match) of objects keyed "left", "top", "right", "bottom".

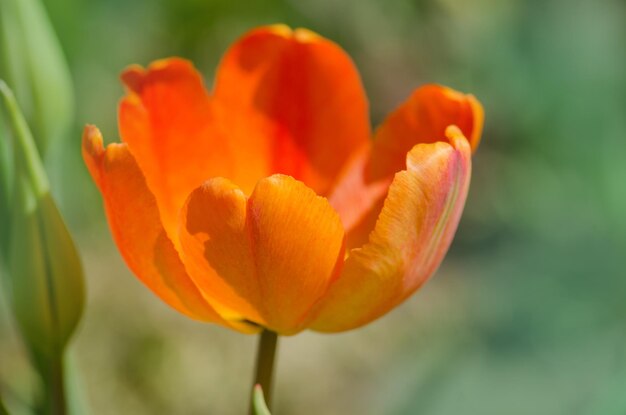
[{"left": 1, "top": 0, "right": 625, "bottom": 413}]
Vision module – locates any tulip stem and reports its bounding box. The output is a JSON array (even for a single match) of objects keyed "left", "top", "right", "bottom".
[
  {"left": 250, "top": 330, "right": 279, "bottom": 414},
  {"left": 44, "top": 354, "right": 67, "bottom": 415},
  {"left": 0, "top": 394, "right": 9, "bottom": 415}
]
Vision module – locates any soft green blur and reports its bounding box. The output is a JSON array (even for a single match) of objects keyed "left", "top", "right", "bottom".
[
  {"left": 0, "top": 0, "right": 74, "bottom": 160},
  {"left": 0, "top": 81, "right": 85, "bottom": 414},
  {"left": 1, "top": 0, "right": 624, "bottom": 414},
  {"left": 0, "top": 81, "right": 84, "bottom": 367}
]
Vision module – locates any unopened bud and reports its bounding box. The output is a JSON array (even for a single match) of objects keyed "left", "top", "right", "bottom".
[{"left": 0, "top": 81, "right": 83, "bottom": 364}]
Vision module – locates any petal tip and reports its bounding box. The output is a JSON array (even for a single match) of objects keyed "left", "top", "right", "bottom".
[
  {"left": 82, "top": 124, "right": 104, "bottom": 158},
  {"left": 82, "top": 124, "right": 106, "bottom": 187},
  {"left": 198, "top": 176, "right": 242, "bottom": 196},
  {"left": 121, "top": 58, "right": 196, "bottom": 93},
  {"left": 120, "top": 65, "right": 145, "bottom": 92},
  {"left": 293, "top": 27, "right": 321, "bottom": 43},
  {"left": 266, "top": 23, "right": 293, "bottom": 37},
  {"left": 261, "top": 24, "right": 320, "bottom": 44},
  {"left": 445, "top": 125, "right": 471, "bottom": 154}
]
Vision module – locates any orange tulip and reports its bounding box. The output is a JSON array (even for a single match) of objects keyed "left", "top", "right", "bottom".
[{"left": 82, "top": 25, "right": 483, "bottom": 335}]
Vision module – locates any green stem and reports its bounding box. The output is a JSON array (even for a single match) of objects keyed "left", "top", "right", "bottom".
[
  {"left": 0, "top": 80, "right": 48, "bottom": 195},
  {"left": 0, "top": 393, "right": 9, "bottom": 415},
  {"left": 44, "top": 354, "right": 66, "bottom": 415},
  {"left": 249, "top": 330, "right": 278, "bottom": 414}
]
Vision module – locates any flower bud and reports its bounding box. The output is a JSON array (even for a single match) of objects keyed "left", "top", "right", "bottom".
[{"left": 0, "top": 81, "right": 83, "bottom": 364}]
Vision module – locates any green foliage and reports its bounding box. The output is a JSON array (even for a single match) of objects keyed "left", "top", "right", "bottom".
[
  {"left": 0, "top": 82, "right": 84, "bottom": 413},
  {"left": 7, "top": 189, "right": 84, "bottom": 364},
  {"left": 0, "top": 102, "right": 13, "bottom": 261},
  {"left": 0, "top": 395, "right": 8, "bottom": 415},
  {"left": 252, "top": 385, "right": 271, "bottom": 415},
  {"left": 0, "top": 0, "right": 73, "bottom": 158}
]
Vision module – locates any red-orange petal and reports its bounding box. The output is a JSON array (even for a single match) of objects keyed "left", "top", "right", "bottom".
[
  {"left": 327, "top": 145, "right": 392, "bottom": 249},
  {"left": 82, "top": 125, "right": 255, "bottom": 333},
  {"left": 368, "top": 84, "right": 483, "bottom": 180},
  {"left": 118, "top": 58, "right": 235, "bottom": 243},
  {"left": 213, "top": 25, "right": 370, "bottom": 195},
  {"left": 311, "top": 127, "right": 472, "bottom": 332},
  {"left": 179, "top": 174, "right": 345, "bottom": 334},
  {"left": 329, "top": 85, "right": 483, "bottom": 249}
]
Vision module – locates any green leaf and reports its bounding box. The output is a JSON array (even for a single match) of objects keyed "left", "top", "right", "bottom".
[
  {"left": 0, "top": 81, "right": 84, "bottom": 365},
  {"left": 0, "top": 103, "right": 14, "bottom": 261},
  {"left": 0, "top": 82, "right": 48, "bottom": 195},
  {"left": 252, "top": 385, "right": 272, "bottom": 415},
  {"left": 0, "top": 0, "right": 73, "bottom": 158}
]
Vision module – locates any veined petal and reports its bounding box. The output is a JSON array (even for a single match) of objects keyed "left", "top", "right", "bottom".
[
  {"left": 369, "top": 84, "right": 482, "bottom": 180},
  {"left": 82, "top": 126, "right": 255, "bottom": 333},
  {"left": 118, "top": 58, "right": 234, "bottom": 243},
  {"left": 329, "top": 84, "right": 483, "bottom": 249},
  {"left": 180, "top": 174, "right": 345, "bottom": 334},
  {"left": 178, "top": 177, "right": 265, "bottom": 324},
  {"left": 311, "top": 127, "right": 471, "bottom": 332},
  {"left": 213, "top": 25, "right": 370, "bottom": 195},
  {"left": 248, "top": 175, "right": 345, "bottom": 332}
]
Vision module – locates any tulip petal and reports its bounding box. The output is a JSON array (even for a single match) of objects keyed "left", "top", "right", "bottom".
[
  {"left": 118, "top": 58, "right": 234, "bottom": 242},
  {"left": 248, "top": 175, "right": 346, "bottom": 332},
  {"left": 213, "top": 25, "right": 370, "bottom": 195},
  {"left": 328, "top": 84, "right": 483, "bottom": 249},
  {"left": 327, "top": 146, "right": 391, "bottom": 249},
  {"left": 178, "top": 177, "right": 265, "bottom": 324},
  {"left": 369, "top": 84, "right": 482, "bottom": 180},
  {"left": 82, "top": 126, "right": 254, "bottom": 333},
  {"left": 311, "top": 127, "right": 471, "bottom": 332},
  {"left": 180, "top": 174, "right": 345, "bottom": 334}
]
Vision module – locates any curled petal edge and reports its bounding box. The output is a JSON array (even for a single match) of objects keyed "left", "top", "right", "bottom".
[
  {"left": 178, "top": 174, "right": 346, "bottom": 335},
  {"left": 82, "top": 125, "right": 258, "bottom": 334},
  {"left": 310, "top": 126, "right": 472, "bottom": 332}
]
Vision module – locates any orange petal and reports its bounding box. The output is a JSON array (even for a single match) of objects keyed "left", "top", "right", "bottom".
[
  {"left": 368, "top": 84, "right": 483, "bottom": 180},
  {"left": 327, "top": 145, "right": 391, "bottom": 249},
  {"left": 213, "top": 25, "right": 370, "bottom": 195},
  {"left": 118, "top": 58, "right": 234, "bottom": 242},
  {"left": 178, "top": 177, "right": 266, "bottom": 324},
  {"left": 311, "top": 127, "right": 471, "bottom": 332},
  {"left": 82, "top": 125, "right": 255, "bottom": 333},
  {"left": 329, "top": 85, "right": 483, "bottom": 249},
  {"left": 180, "top": 174, "right": 345, "bottom": 334}
]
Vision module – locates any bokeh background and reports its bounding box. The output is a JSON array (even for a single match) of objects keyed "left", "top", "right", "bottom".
[{"left": 1, "top": 0, "right": 625, "bottom": 413}]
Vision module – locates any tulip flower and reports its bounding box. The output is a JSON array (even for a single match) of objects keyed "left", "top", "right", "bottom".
[{"left": 82, "top": 24, "right": 483, "bottom": 410}]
